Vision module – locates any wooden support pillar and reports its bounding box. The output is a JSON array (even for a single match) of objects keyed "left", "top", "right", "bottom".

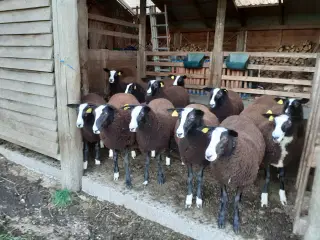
[
  {"left": 137, "top": 0, "right": 146, "bottom": 80},
  {"left": 173, "top": 31, "right": 181, "bottom": 50},
  {"left": 206, "top": 31, "right": 210, "bottom": 51},
  {"left": 52, "top": 0, "right": 83, "bottom": 191},
  {"left": 210, "top": 0, "right": 227, "bottom": 87},
  {"left": 236, "top": 30, "right": 246, "bottom": 51},
  {"left": 78, "top": 0, "right": 89, "bottom": 95}
]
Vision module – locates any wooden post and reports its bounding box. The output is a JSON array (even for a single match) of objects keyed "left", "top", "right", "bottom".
[
  {"left": 206, "top": 31, "right": 210, "bottom": 51},
  {"left": 78, "top": 0, "right": 89, "bottom": 95},
  {"left": 52, "top": 0, "right": 83, "bottom": 191},
  {"left": 210, "top": 0, "right": 227, "bottom": 87},
  {"left": 173, "top": 31, "right": 181, "bottom": 50},
  {"left": 236, "top": 30, "right": 245, "bottom": 51},
  {"left": 137, "top": 0, "right": 146, "bottom": 80}
]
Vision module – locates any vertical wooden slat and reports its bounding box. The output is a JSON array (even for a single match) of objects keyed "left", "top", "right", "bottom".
[{"left": 137, "top": 0, "right": 146, "bottom": 80}]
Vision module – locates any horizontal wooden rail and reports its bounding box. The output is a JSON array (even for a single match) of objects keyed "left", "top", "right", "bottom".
[
  {"left": 222, "top": 75, "right": 312, "bottom": 86},
  {"left": 88, "top": 14, "right": 138, "bottom": 28},
  {"left": 146, "top": 71, "right": 208, "bottom": 79},
  {"left": 145, "top": 51, "right": 211, "bottom": 57},
  {"left": 146, "top": 61, "right": 210, "bottom": 67},
  {"left": 228, "top": 88, "right": 311, "bottom": 98},
  {"left": 223, "top": 51, "right": 318, "bottom": 59},
  {"left": 88, "top": 28, "right": 138, "bottom": 40},
  {"left": 185, "top": 84, "right": 209, "bottom": 89}
]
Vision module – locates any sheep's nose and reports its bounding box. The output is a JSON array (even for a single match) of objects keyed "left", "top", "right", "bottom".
[
  {"left": 94, "top": 130, "right": 100, "bottom": 134},
  {"left": 177, "top": 133, "right": 183, "bottom": 138},
  {"left": 77, "top": 124, "right": 81, "bottom": 128},
  {"left": 205, "top": 155, "right": 212, "bottom": 161},
  {"left": 130, "top": 128, "right": 135, "bottom": 132}
]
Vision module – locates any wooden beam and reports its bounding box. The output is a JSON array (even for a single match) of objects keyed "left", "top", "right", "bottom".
[
  {"left": 210, "top": 0, "right": 227, "bottom": 87},
  {"left": 78, "top": 0, "right": 89, "bottom": 95},
  {"left": 52, "top": 0, "right": 83, "bottom": 191},
  {"left": 88, "top": 29, "right": 138, "bottom": 40},
  {"left": 88, "top": 14, "right": 138, "bottom": 28},
  {"left": 279, "top": 0, "right": 285, "bottom": 25},
  {"left": 236, "top": 31, "right": 245, "bottom": 51},
  {"left": 137, "top": 0, "right": 146, "bottom": 80}
]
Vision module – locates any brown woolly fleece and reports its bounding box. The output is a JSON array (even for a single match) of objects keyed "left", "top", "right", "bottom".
[
  {"left": 135, "top": 98, "right": 177, "bottom": 153},
  {"left": 175, "top": 104, "right": 220, "bottom": 166},
  {"left": 99, "top": 93, "right": 139, "bottom": 150},
  {"left": 211, "top": 90, "right": 244, "bottom": 122},
  {"left": 209, "top": 115, "right": 265, "bottom": 188},
  {"left": 81, "top": 93, "right": 106, "bottom": 143},
  {"left": 146, "top": 85, "right": 190, "bottom": 108}
]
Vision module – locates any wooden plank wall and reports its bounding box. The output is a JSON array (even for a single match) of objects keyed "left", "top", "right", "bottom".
[
  {"left": 0, "top": 0, "right": 59, "bottom": 160},
  {"left": 88, "top": 49, "right": 137, "bottom": 96}
]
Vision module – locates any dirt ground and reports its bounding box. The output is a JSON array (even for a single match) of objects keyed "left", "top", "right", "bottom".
[{"left": 0, "top": 156, "right": 189, "bottom": 240}]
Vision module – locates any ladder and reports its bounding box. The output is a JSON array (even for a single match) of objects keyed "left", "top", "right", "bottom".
[{"left": 149, "top": 5, "right": 171, "bottom": 78}]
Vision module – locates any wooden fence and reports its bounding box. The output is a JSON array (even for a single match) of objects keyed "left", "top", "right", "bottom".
[
  {"left": 145, "top": 51, "right": 318, "bottom": 98},
  {"left": 0, "top": 0, "right": 59, "bottom": 160}
]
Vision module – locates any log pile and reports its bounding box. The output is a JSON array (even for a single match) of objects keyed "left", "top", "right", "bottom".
[{"left": 172, "top": 43, "right": 206, "bottom": 52}]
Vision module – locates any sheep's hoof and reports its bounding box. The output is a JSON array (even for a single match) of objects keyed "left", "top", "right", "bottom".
[
  {"left": 218, "top": 220, "right": 225, "bottom": 229},
  {"left": 261, "top": 192, "right": 268, "bottom": 207},
  {"left": 157, "top": 174, "right": 165, "bottom": 185},
  {"left": 279, "top": 189, "right": 287, "bottom": 205},
  {"left": 109, "top": 149, "right": 113, "bottom": 158},
  {"left": 143, "top": 180, "right": 148, "bottom": 186},
  {"left": 125, "top": 180, "right": 132, "bottom": 189},
  {"left": 233, "top": 219, "right": 240, "bottom": 234},
  {"left": 131, "top": 151, "right": 136, "bottom": 159},
  {"left": 151, "top": 150, "right": 156, "bottom": 158},
  {"left": 196, "top": 197, "right": 203, "bottom": 208},
  {"left": 185, "top": 194, "right": 193, "bottom": 208},
  {"left": 83, "top": 161, "right": 88, "bottom": 170},
  {"left": 114, "top": 172, "right": 119, "bottom": 181},
  {"left": 95, "top": 159, "right": 101, "bottom": 165}
]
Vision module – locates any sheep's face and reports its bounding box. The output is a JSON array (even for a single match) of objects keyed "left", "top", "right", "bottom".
[
  {"left": 169, "top": 75, "right": 186, "bottom": 87},
  {"left": 92, "top": 104, "right": 116, "bottom": 134},
  {"left": 125, "top": 83, "right": 137, "bottom": 94},
  {"left": 274, "top": 97, "right": 309, "bottom": 119},
  {"left": 128, "top": 105, "right": 151, "bottom": 132},
  {"left": 197, "top": 126, "right": 238, "bottom": 162},
  {"left": 103, "top": 68, "right": 123, "bottom": 84},
  {"left": 203, "top": 87, "right": 228, "bottom": 109},
  {"left": 263, "top": 113, "right": 294, "bottom": 143},
  {"left": 146, "top": 80, "right": 164, "bottom": 96},
  {"left": 67, "top": 103, "right": 95, "bottom": 128},
  {"left": 168, "top": 108, "right": 204, "bottom": 138}
]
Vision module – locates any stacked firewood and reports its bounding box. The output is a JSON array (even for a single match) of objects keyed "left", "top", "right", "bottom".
[{"left": 173, "top": 43, "right": 206, "bottom": 52}]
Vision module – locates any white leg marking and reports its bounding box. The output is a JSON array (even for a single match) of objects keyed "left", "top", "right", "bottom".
[
  {"left": 165, "top": 157, "right": 171, "bottom": 166},
  {"left": 131, "top": 151, "right": 136, "bottom": 159},
  {"left": 279, "top": 189, "right": 287, "bottom": 205},
  {"left": 181, "top": 161, "right": 185, "bottom": 165},
  {"left": 261, "top": 192, "right": 268, "bottom": 207},
  {"left": 95, "top": 159, "right": 101, "bottom": 165},
  {"left": 151, "top": 150, "right": 156, "bottom": 158},
  {"left": 83, "top": 161, "right": 88, "bottom": 170},
  {"left": 185, "top": 194, "right": 193, "bottom": 208},
  {"left": 100, "top": 140, "right": 104, "bottom": 148},
  {"left": 109, "top": 149, "right": 113, "bottom": 158},
  {"left": 143, "top": 180, "right": 148, "bottom": 185},
  {"left": 114, "top": 172, "right": 119, "bottom": 181},
  {"left": 196, "top": 196, "right": 203, "bottom": 208}
]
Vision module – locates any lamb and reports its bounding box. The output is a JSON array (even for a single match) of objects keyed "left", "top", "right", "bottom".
[
  {"left": 198, "top": 115, "right": 265, "bottom": 233},
  {"left": 167, "top": 104, "right": 219, "bottom": 208},
  {"left": 203, "top": 87, "right": 244, "bottom": 122},
  {"left": 92, "top": 93, "right": 140, "bottom": 188},
  {"left": 145, "top": 79, "right": 190, "bottom": 107},
  {"left": 67, "top": 93, "right": 106, "bottom": 170},
  {"left": 121, "top": 98, "right": 177, "bottom": 185}
]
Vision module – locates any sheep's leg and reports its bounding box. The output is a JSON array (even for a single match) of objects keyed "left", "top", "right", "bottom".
[
  {"left": 143, "top": 152, "right": 151, "bottom": 185},
  {"left": 233, "top": 187, "right": 242, "bottom": 233},
  {"left": 131, "top": 149, "right": 137, "bottom": 159},
  {"left": 151, "top": 150, "right": 156, "bottom": 158},
  {"left": 165, "top": 149, "right": 171, "bottom": 166},
  {"left": 279, "top": 167, "right": 287, "bottom": 205},
  {"left": 113, "top": 150, "right": 119, "bottom": 181},
  {"left": 218, "top": 184, "right": 228, "bottom": 229},
  {"left": 185, "top": 165, "right": 193, "bottom": 208},
  {"left": 109, "top": 149, "right": 113, "bottom": 158},
  {"left": 94, "top": 142, "right": 101, "bottom": 165},
  {"left": 156, "top": 153, "right": 165, "bottom": 185},
  {"left": 83, "top": 141, "right": 89, "bottom": 170},
  {"left": 124, "top": 148, "right": 132, "bottom": 188},
  {"left": 195, "top": 166, "right": 205, "bottom": 208},
  {"left": 261, "top": 164, "right": 270, "bottom": 207}
]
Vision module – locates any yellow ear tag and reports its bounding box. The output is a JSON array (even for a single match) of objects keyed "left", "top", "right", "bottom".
[
  {"left": 269, "top": 116, "right": 274, "bottom": 122},
  {"left": 201, "top": 127, "right": 209, "bottom": 133},
  {"left": 118, "top": 72, "right": 122, "bottom": 76},
  {"left": 160, "top": 82, "right": 164, "bottom": 87},
  {"left": 123, "top": 104, "right": 129, "bottom": 110},
  {"left": 266, "top": 110, "right": 273, "bottom": 114},
  {"left": 277, "top": 99, "right": 283, "bottom": 105},
  {"left": 223, "top": 89, "right": 228, "bottom": 92},
  {"left": 86, "top": 108, "right": 92, "bottom": 113},
  {"left": 171, "top": 76, "right": 175, "bottom": 80},
  {"left": 171, "top": 110, "right": 178, "bottom": 117}
]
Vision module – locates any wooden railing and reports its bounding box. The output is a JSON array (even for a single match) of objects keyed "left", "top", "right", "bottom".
[{"left": 145, "top": 51, "right": 318, "bottom": 98}]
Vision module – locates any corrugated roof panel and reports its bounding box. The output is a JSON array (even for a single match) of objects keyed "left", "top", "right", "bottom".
[
  {"left": 118, "top": 0, "right": 161, "bottom": 14},
  {"left": 234, "top": 0, "right": 280, "bottom": 8}
]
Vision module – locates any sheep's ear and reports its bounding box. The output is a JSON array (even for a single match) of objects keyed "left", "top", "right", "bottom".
[
  {"left": 196, "top": 126, "right": 214, "bottom": 134},
  {"left": 159, "top": 81, "right": 165, "bottom": 87},
  {"left": 298, "top": 98, "right": 309, "bottom": 104},
  {"left": 274, "top": 97, "right": 285, "bottom": 105},
  {"left": 103, "top": 68, "right": 110, "bottom": 73},
  {"left": 202, "top": 87, "right": 213, "bottom": 92},
  {"left": 117, "top": 70, "right": 123, "bottom": 76},
  {"left": 167, "top": 108, "right": 182, "bottom": 117},
  {"left": 169, "top": 74, "right": 175, "bottom": 80},
  {"left": 142, "top": 106, "right": 151, "bottom": 114},
  {"left": 67, "top": 103, "right": 80, "bottom": 109},
  {"left": 182, "top": 75, "right": 187, "bottom": 79},
  {"left": 121, "top": 104, "right": 136, "bottom": 111},
  {"left": 262, "top": 113, "right": 278, "bottom": 122},
  {"left": 194, "top": 109, "right": 204, "bottom": 118},
  {"left": 228, "top": 129, "right": 238, "bottom": 138},
  {"left": 222, "top": 88, "right": 228, "bottom": 93}
]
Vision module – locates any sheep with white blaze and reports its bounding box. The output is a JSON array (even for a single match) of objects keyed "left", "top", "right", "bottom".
[
  {"left": 67, "top": 93, "right": 106, "bottom": 170},
  {"left": 203, "top": 87, "right": 244, "bottom": 122},
  {"left": 198, "top": 115, "right": 265, "bottom": 233},
  {"left": 124, "top": 82, "right": 146, "bottom": 103},
  {"left": 121, "top": 98, "right": 177, "bottom": 185},
  {"left": 167, "top": 104, "right": 219, "bottom": 208},
  {"left": 92, "top": 93, "right": 139, "bottom": 188}
]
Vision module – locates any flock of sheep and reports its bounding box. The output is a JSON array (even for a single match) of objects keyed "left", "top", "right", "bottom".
[{"left": 67, "top": 68, "right": 309, "bottom": 233}]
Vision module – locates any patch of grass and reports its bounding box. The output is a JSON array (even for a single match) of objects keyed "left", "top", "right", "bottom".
[{"left": 52, "top": 189, "right": 72, "bottom": 208}]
